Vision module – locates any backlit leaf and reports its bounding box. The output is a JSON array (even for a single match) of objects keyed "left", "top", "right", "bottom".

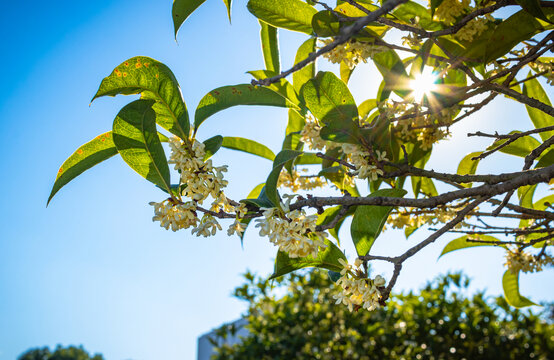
[
  {"left": 439, "top": 235, "right": 505, "bottom": 258},
  {"left": 522, "top": 75, "right": 554, "bottom": 141},
  {"left": 502, "top": 270, "right": 536, "bottom": 307},
  {"left": 195, "top": 84, "right": 294, "bottom": 130},
  {"left": 222, "top": 136, "right": 276, "bottom": 161},
  {"left": 247, "top": 0, "right": 317, "bottom": 34},
  {"left": 259, "top": 21, "right": 280, "bottom": 73},
  {"left": 300, "top": 71, "right": 358, "bottom": 126},
  {"left": 172, "top": 0, "right": 206, "bottom": 37},
  {"left": 293, "top": 38, "right": 317, "bottom": 94},
  {"left": 93, "top": 56, "right": 189, "bottom": 140},
  {"left": 48, "top": 132, "right": 118, "bottom": 205},
  {"left": 112, "top": 100, "right": 171, "bottom": 192}
]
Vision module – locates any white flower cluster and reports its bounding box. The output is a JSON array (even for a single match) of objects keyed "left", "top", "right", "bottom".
[
  {"left": 169, "top": 137, "right": 228, "bottom": 203},
  {"left": 150, "top": 137, "right": 247, "bottom": 237},
  {"left": 320, "top": 39, "right": 386, "bottom": 69},
  {"left": 255, "top": 204, "right": 328, "bottom": 258},
  {"left": 149, "top": 199, "right": 198, "bottom": 231},
  {"left": 333, "top": 258, "right": 386, "bottom": 312},
  {"left": 300, "top": 115, "right": 339, "bottom": 151},
  {"left": 342, "top": 144, "right": 387, "bottom": 181},
  {"left": 504, "top": 248, "right": 554, "bottom": 274}
]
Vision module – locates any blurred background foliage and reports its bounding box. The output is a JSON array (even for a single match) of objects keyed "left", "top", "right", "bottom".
[
  {"left": 18, "top": 345, "right": 103, "bottom": 360},
  {"left": 212, "top": 270, "right": 553, "bottom": 359}
]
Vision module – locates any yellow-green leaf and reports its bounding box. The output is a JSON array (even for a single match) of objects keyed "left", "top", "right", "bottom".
[
  {"left": 222, "top": 136, "right": 275, "bottom": 161},
  {"left": 247, "top": 0, "right": 317, "bottom": 35},
  {"left": 259, "top": 21, "right": 280, "bottom": 73},
  {"left": 48, "top": 132, "right": 118, "bottom": 205},
  {"left": 502, "top": 270, "right": 536, "bottom": 308},
  {"left": 439, "top": 235, "right": 505, "bottom": 258},
  {"left": 92, "top": 56, "right": 189, "bottom": 140},
  {"left": 194, "top": 84, "right": 294, "bottom": 131},
  {"left": 522, "top": 75, "right": 554, "bottom": 141}
]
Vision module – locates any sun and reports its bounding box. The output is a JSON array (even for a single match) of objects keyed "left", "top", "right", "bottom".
[{"left": 410, "top": 68, "right": 438, "bottom": 101}]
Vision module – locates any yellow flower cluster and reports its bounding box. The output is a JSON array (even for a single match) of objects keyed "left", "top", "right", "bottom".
[
  {"left": 387, "top": 206, "right": 472, "bottom": 230},
  {"left": 387, "top": 101, "right": 455, "bottom": 150},
  {"left": 149, "top": 199, "right": 198, "bottom": 231},
  {"left": 530, "top": 60, "right": 554, "bottom": 85},
  {"left": 504, "top": 248, "right": 554, "bottom": 274},
  {"left": 333, "top": 258, "right": 386, "bottom": 312},
  {"left": 277, "top": 169, "right": 327, "bottom": 192},
  {"left": 433, "top": 0, "right": 470, "bottom": 24},
  {"left": 455, "top": 17, "right": 490, "bottom": 42},
  {"left": 255, "top": 206, "right": 328, "bottom": 258},
  {"left": 320, "top": 39, "right": 386, "bottom": 69}
]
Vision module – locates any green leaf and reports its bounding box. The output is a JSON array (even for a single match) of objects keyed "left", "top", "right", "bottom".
[
  {"left": 295, "top": 152, "right": 322, "bottom": 165},
  {"left": 515, "top": 0, "right": 549, "bottom": 22},
  {"left": 247, "top": 0, "right": 317, "bottom": 34},
  {"left": 439, "top": 235, "right": 505, "bottom": 258},
  {"left": 518, "top": 184, "right": 537, "bottom": 208},
  {"left": 372, "top": 50, "right": 410, "bottom": 98},
  {"left": 172, "top": 0, "right": 206, "bottom": 37},
  {"left": 300, "top": 71, "right": 358, "bottom": 126},
  {"left": 502, "top": 270, "right": 536, "bottom": 308},
  {"left": 223, "top": 0, "right": 232, "bottom": 22},
  {"left": 522, "top": 75, "right": 554, "bottom": 141},
  {"left": 350, "top": 188, "right": 407, "bottom": 256},
  {"left": 259, "top": 21, "right": 280, "bottom": 73},
  {"left": 248, "top": 70, "right": 300, "bottom": 106},
  {"left": 92, "top": 56, "right": 189, "bottom": 140},
  {"left": 265, "top": 150, "right": 303, "bottom": 207},
  {"left": 293, "top": 38, "right": 317, "bottom": 95},
  {"left": 483, "top": 11, "right": 544, "bottom": 63},
  {"left": 194, "top": 84, "right": 294, "bottom": 130},
  {"left": 488, "top": 131, "right": 541, "bottom": 158},
  {"left": 203, "top": 135, "right": 224, "bottom": 160},
  {"left": 112, "top": 100, "right": 171, "bottom": 192},
  {"left": 48, "top": 132, "right": 118, "bottom": 205},
  {"left": 270, "top": 238, "right": 346, "bottom": 279},
  {"left": 358, "top": 99, "right": 378, "bottom": 122},
  {"left": 536, "top": 148, "right": 554, "bottom": 168},
  {"left": 241, "top": 184, "right": 274, "bottom": 209},
  {"left": 221, "top": 136, "right": 276, "bottom": 161},
  {"left": 394, "top": 1, "right": 441, "bottom": 31},
  {"left": 456, "top": 151, "right": 482, "bottom": 188},
  {"left": 282, "top": 109, "right": 305, "bottom": 152},
  {"left": 312, "top": 10, "right": 341, "bottom": 37}
]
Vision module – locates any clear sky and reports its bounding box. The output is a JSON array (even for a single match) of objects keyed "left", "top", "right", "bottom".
[{"left": 0, "top": 1, "right": 552, "bottom": 359}]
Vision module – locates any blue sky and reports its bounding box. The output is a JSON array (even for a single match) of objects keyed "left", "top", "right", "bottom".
[{"left": 0, "top": 1, "right": 552, "bottom": 359}]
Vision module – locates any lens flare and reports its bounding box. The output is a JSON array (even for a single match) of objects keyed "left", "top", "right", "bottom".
[{"left": 410, "top": 68, "right": 437, "bottom": 101}]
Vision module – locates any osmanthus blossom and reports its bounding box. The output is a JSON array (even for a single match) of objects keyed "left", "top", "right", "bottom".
[{"left": 333, "top": 258, "right": 387, "bottom": 312}]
